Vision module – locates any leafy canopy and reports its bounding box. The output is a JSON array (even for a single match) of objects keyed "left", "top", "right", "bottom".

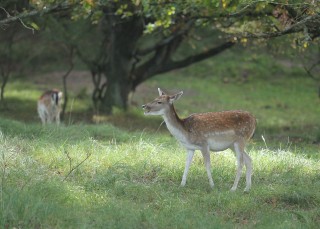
[{"left": 24, "top": 0, "right": 319, "bottom": 45}]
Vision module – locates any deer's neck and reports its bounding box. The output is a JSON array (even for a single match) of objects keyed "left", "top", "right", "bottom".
[{"left": 162, "top": 105, "right": 187, "bottom": 140}]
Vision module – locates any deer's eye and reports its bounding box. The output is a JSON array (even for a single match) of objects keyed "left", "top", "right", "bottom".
[{"left": 157, "top": 101, "right": 162, "bottom": 104}]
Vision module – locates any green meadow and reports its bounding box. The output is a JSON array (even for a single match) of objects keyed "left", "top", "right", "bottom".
[{"left": 0, "top": 49, "right": 319, "bottom": 228}]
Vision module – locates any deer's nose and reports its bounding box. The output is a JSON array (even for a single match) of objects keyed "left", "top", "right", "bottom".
[{"left": 142, "top": 104, "right": 146, "bottom": 109}]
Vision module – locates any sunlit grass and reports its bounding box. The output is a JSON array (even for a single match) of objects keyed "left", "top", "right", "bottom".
[{"left": 0, "top": 118, "right": 319, "bottom": 228}]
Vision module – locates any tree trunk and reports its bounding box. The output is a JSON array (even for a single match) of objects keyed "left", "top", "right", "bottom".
[
  {"left": 0, "top": 73, "right": 9, "bottom": 103},
  {"left": 93, "top": 7, "right": 143, "bottom": 114},
  {"left": 100, "top": 79, "right": 130, "bottom": 114},
  {"left": 88, "top": 6, "right": 234, "bottom": 114},
  {"left": 61, "top": 47, "right": 74, "bottom": 121}
]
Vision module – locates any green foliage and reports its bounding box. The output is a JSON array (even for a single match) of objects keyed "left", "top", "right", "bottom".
[{"left": 23, "top": 0, "right": 320, "bottom": 41}]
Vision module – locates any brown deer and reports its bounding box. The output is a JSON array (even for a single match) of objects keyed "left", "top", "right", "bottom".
[
  {"left": 142, "top": 88, "right": 256, "bottom": 192},
  {"left": 37, "top": 89, "right": 63, "bottom": 125}
]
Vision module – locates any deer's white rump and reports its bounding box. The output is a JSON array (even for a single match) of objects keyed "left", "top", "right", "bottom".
[
  {"left": 37, "top": 89, "right": 63, "bottom": 125},
  {"left": 142, "top": 88, "right": 256, "bottom": 192}
]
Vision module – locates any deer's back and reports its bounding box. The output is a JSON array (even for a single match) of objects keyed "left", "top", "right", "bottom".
[{"left": 183, "top": 110, "right": 256, "bottom": 140}]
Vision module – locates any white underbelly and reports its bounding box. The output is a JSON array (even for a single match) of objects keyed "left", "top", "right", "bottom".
[
  {"left": 166, "top": 122, "right": 235, "bottom": 151},
  {"left": 207, "top": 139, "right": 233, "bottom": 151},
  {"left": 180, "top": 141, "right": 202, "bottom": 150},
  {"left": 178, "top": 137, "right": 234, "bottom": 151}
]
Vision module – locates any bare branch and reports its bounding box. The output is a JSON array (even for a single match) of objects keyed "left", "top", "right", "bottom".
[
  {"left": 132, "top": 40, "right": 235, "bottom": 88},
  {"left": 155, "top": 41, "right": 235, "bottom": 75},
  {"left": 0, "top": 2, "right": 73, "bottom": 28},
  {"left": 228, "top": 1, "right": 313, "bottom": 17},
  {"left": 240, "top": 14, "right": 320, "bottom": 39},
  {"left": 61, "top": 47, "right": 75, "bottom": 120},
  {"left": 0, "top": 6, "right": 36, "bottom": 32},
  {"left": 304, "top": 60, "right": 320, "bottom": 80},
  {"left": 63, "top": 149, "right": 92, "bottom": 181}
]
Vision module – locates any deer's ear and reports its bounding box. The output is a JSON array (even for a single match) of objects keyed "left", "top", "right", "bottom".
[
  {"left": 169, "top": 91, "right": 183, "bottom": 104},
  {"left": 158, "top": 88, "right": 166, "bottom": 96}
]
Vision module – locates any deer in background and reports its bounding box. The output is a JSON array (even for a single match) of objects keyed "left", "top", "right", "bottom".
[
  {"left": 142, "top": 88, "right": 256, "bottom": 192},
  {"left": 37, "top": 89, "right": 63, "bottom": 125}
]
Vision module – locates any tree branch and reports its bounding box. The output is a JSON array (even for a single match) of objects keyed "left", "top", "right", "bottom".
[
  {"left": 61, "top": 46, "right": 74, "bottom": 121},
  {"left": 155, "top": 41, "right": 235, "bottom": 75},
  {"left": 240, "top": 14, "right": 320, "bottom": 40},
  {"left": 132, "top": 40, "right": 235, "bottom": 88},
  {"left": 63, "top": 149, "right": 91, "bottom": 182},
  {"left": 304, "top": 60, "right": 320, "bottom": 81},
  {"left": 0, "top": 2, "right": 73, "bottom": 27}
]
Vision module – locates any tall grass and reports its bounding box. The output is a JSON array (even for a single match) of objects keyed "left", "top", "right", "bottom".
[{"left": 0, "top": 117, "right": 319, "bottom": 228}]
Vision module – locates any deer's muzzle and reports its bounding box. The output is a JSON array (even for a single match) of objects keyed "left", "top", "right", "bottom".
[{"left": 142, "top": 104, "right": 151, "bottom": 114}]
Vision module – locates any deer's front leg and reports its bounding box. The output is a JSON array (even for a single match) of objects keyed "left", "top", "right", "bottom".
[{"left": 181, "top": 150, "right": 194, "bottom": 187}]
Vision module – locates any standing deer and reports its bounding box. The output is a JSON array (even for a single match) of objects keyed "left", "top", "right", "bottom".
[
  {"left": 37, "top": 89, "right": 63, "bottom": 125},
  {"left": 142, "top": 88, "right": 256, "bottom": 192}
]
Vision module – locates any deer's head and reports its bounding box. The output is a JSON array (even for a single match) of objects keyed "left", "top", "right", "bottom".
[{"left": 142, "top": 88, "right": 183, "bottom": 116}]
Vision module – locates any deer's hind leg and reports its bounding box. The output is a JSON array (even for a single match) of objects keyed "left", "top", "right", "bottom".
[
  {"left": 37, "top": 105, "right": 48, "bottom": 125},
  {"left": 230, "top": 143, "right": 244, "bottom": 192},
  {"left": 201, "top": 146, "right": 214, "bottom": 188},
  {"left": 231, "top": 141, "right": 252, "bottom": 192}
]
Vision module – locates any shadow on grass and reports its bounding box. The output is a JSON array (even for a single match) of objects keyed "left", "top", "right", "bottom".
[
  {"left": 0, "top": 96, "right": 319, "bottom": 145},
  {"left": 102, "top": 113, "right": 320, "bottom": 148},
  {"left": 0, "top": 97, "right": 39, "bottom": 123}
]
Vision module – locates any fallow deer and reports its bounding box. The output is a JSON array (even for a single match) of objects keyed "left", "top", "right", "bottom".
[
  {"left": 142, "top": 88, "right": 256, "bottom": 192},
  {"left": 37, "top": 89, "right": 63, "bottom": 125}
]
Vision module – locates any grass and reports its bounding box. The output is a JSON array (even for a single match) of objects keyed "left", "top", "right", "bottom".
[
  {"left": 0, "top": 121, "right": 319, "bottom": 228},
  {"left": 0, "top": 48, "right": 319, "bottom": 228}
]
